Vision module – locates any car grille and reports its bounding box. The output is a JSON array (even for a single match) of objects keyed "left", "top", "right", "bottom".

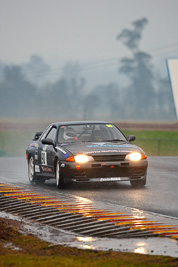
[{"left": 92, "top": 154, "right": 126, "bottom": 162}]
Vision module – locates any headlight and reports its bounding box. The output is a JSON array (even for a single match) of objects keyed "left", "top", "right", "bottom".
[
  {"left": 74, "top": 154, "right": 94, "bottom": 163},
  {"left": 125, "top": 152, "right": 147, "bottom": 161}
]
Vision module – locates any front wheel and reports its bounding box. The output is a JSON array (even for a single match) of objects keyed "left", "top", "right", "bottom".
[
  {"left": 130, "top": 175, "right": 146, "bottom": 188},
  {"left": 56, "top": 160, "right": 65, "bottom": 189},
  {"left": 28, "top": 156, "right": 36, "bottom": 184}
]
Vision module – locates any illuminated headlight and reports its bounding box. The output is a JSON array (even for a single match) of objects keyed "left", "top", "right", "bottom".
[
  {"left": 74, "top": 154, "right": 94, "bottom": 163},
  {"left": 125, "top": 152, "right": 147, "bottom": 161}
]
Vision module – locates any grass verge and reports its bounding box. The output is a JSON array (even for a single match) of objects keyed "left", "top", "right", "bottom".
[
  {"left": 0, "top": 217, "right": 177, "bottom": 266},
  {"left": 123, "top": 130, "right": 178, "bottom": 156}
]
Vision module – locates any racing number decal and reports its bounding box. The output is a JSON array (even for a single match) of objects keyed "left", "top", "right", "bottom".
[{"left": 41, "top": 151, "right": 47, "bottom": 165}]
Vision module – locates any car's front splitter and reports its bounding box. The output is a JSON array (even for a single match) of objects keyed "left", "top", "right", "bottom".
[{"left": 70, "top": 176, "right": 146, "bottom": 183}]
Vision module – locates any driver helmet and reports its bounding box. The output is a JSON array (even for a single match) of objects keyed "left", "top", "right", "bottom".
[{"left": 63, "top": 127, "right": 77, "bottom": 140}]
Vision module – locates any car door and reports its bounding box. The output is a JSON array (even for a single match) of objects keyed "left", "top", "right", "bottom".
[
  {"left": 39, "top": 126, "right": 57, "bottom": 176},
  {"left": 45, "top": 126, "right": 57, "bottom": 175}
]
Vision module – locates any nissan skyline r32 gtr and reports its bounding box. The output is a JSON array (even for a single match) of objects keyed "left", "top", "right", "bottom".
[{"left": 26, "top": 121, "right": 148, "bottom": 188}]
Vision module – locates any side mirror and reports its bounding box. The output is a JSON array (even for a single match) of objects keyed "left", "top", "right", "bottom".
[
  {"left": 42, "top": 138, "right": 54, "bottom": 146},
  {"left": 127, "top": 135, "right": 136, "bottom": 142},
  {"left": 32, "top": 131, "right": 43, "bottom": 141}
]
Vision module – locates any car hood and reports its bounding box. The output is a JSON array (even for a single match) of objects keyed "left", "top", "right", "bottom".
[{"left": 58, "top": 141, "right": 143, "bottom": 156}]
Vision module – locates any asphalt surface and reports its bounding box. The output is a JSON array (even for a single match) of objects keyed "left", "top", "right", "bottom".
[{"left": 0, "top": 156, "right": 177, "bottom": 218}]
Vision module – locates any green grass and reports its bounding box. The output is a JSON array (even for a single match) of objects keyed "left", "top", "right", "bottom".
[
  {"left": 1, "top": 254, "right": 177, "bottom": 267},
  {"left": 0, "top": 130, "right": 178, "bottom": 157},
  {"left": 0, "top": 131, "right": 34, "bottom": 156},
  {"left": 122, "top": 130, "right": 178, "bottom": 156},
  {"left": 0, "top": 217, "right": 177, "bottom": 267}
]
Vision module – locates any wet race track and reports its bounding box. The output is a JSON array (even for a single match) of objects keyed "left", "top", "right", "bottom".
[
  {"left": 0, "top": 156, "right": 177, "bottom": 218},
  {"left": 0, "top": 156, "right": 178, "bottom": 257}
]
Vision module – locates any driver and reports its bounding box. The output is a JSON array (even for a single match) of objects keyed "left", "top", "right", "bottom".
[{"left": 63, "top": 127, "right": 78, "bottom": 141}]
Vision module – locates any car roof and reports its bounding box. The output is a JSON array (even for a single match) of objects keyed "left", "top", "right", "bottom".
[{"left": 52, "top": 121, "right": 111, "bottom": 127}]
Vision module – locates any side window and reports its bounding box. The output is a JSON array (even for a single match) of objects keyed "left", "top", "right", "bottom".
[
  {"left": 40, "top": 126, "right": 52, "bottom": 141},
  {"left": 46, "top": 127, "right": 57, "bottom": 142}
]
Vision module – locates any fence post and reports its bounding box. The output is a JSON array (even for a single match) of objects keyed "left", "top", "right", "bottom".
[
  {"left": 0, "top": 136, "right": 5, "bottom": 151},
  {"left": 158, "top": 139, "right": 161, "bottom": 156}
]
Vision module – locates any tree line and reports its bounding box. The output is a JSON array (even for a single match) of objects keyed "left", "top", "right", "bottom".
[{"left": 0, "top": 18, "right": 176, "bottom": 121}]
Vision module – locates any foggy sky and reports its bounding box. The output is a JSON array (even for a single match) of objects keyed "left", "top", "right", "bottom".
[{"left": 1, "top": 0, "right": 178, "bottom": 66}]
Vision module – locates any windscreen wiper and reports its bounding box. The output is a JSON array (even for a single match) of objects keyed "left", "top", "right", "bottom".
[{"left": 103, "top": 139, "right": 126, "bottom": 142}]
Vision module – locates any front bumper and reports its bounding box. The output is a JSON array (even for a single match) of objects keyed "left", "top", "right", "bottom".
[{"left": 61, "top": 160, "right": 148, "bottom": 182}]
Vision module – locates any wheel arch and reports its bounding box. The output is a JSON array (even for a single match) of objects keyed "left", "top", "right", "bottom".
[{"left": 27, "top": 148, "right": 37, "bottom": 162}]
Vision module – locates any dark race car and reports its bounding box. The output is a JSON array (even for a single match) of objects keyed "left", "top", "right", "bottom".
[{"left": 26, "top": 121, "right": 148, "bottom": 188}]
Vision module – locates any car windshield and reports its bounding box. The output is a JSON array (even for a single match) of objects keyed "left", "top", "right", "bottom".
[{"left": 57, "top": 123, "right": 126, "bottom": 143}]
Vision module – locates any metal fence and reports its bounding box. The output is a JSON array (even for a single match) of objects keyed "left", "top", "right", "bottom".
[
  {"left": 135, "top": 139, "right": 178, "bottom": 156},
  {"left": 0, "top": 136, "right": 5, "bottom": 156},
  {"left": 0, "top": 136, "right": 5, "bottom": 150}
]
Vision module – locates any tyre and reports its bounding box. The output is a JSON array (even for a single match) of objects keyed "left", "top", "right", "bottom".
[
  {"left": 28, "top": 156, "right": 36, "bottom": 184},
  {"left": 130, "top": 175, "right": 146, "bottom": 188},
  {"left": 36, "top": 177, "right": 45, "bottom": 185},
  {"left": 56, "top": 160, "right": 65, "bottom": 189}
]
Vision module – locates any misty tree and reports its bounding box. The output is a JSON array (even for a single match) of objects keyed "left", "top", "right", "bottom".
[
  {"left": 0, "top": 61, "right": 5, "bottom": 82},
  {"left": 61, "top": 63, "right": 85, "bottom": 96},
  {"left": 154, "top": 77, "right": 177, "bottom": 120},
  {"left": 117, "top": 18, "right": 156, "bottom": 119},
  {"left": 44, "top": 78, "right": 72, "bottom": 118},
  {"left": 83, "top": 93, "right": 100, "bottom": 120},
  {"left": 22, "top": 55, "right": 51, "bottom": 86},
  {"left": 0, "top": 65, "right": 37, "bottom": 117},
  {"left": 41, "top": 63, "right": 86, "bottom": 119},
  {"left": 117, "top": 18, "right": 148, "bottom": 52},
  {"left": 90, "top": 83, "right": 123, "bottom": 120},
  {"left": 60, "top": 63, "right": 86, "bottom": 118},
  {"left": 104, "top": 83, "right": 125, "bottom": 120}
]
